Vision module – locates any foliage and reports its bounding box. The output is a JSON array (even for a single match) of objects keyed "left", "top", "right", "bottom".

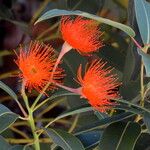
[{"left": 0, "top": 0, "right": 150, "bottom": 150}]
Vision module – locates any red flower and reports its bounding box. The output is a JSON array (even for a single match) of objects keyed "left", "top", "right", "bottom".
[
  {"left": 15, "top": 41, "right": 64, "bottom": 93},
  {"left": 77, "top": 59, "right": 120, "bottom": 112},
  {"left": 61, "top": 16, "right": 104, "bottom": 54}
]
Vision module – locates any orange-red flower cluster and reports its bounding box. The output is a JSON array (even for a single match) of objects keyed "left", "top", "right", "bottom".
[
  {"left": 14, "top": 15, "right": 120, "bottom": 112},
  {"left": 61, "top": 16, "right": 104, "bottom": 54},
  {"left": 15, "top": 41, "right": 64, "bottom": 93},
  {"left": 77, "top": 60, "right": 120, "bottom": 112}
]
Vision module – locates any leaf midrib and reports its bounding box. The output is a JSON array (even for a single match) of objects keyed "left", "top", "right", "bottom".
[{"left": 115, "top": 122, "right": 130, "bottom": 150}]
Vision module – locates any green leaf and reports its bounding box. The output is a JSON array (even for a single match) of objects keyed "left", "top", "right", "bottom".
[
  {"left": 58, "top": 105, "right": 92, "bottom": 118},
  {"left": 49, "top": 105, "right": 93, "bottom": 125},
  {"left": 98, "top": 122, "right": 141, "bottom": 150},
  {"left": 98, "top": 45, "right": 125, "bottom": 73},
  {"left": 40, "top": 143, "right": 51, "bottom": 150},
  {"left": 94, "top": 111, "right": 107, "bottom": 120},
  {"left": 35, "top": 9, "right": 135, "bottom": 37},
  {"left": 120, "top": 79, "right": 140, "bottom": 100},
  {"left": 9, "top": 146, "right": 23, "bottom": 150},
  {"left": 76, "top": 112, "right": 135, "bottom": 135},
  {"left": 8, "top": 145, "right": 32, "bottom": 150},
  {"left": 0, "top": 81, "right": 23, "bottom": 112},
  {"left": 45, "top": 91, "right": 78, "bottom": 102},
  {"left": 122, "top": 0, "right": 143, "bottom": 85},
  {"left": 76, "top": 130, "right": 102, "bottom": 149},
  {"left": 67, "top": 0, "right": 104, "bottom": 14},
  {"left": 0, "top": 81, "right": 18, "bottom": 102},
  {"left": 116, "top": 99, "right": 150, "bottom": 114},
  {"left": 134, "top": 0, "right": 150, "bottom": 44},
  {"left": 0, "top": 135, "right": 11, "bottom": 150},
  {"left": 34, "top": 91, "right": 79, "bottom": 110},
  {"left": 137, "top": 48, "right": 150, "bottom": 77},
  {"left": 113, "top": 105, "right": 143, "bottom": 115},
  {"left": 134, "top": 133, "right": 150, "bottom": 150},
  {"left": 44, "top": 128, "right": 85, "bottom": 150},
  {"left": 62, "top": 50, "right": 86, "bottom": 108},
  {"left": 143, "top": 113, "right": 150, "bottom": 133},
  {"left": 0, "top": 104, "right": 19, "bottom": 133}
]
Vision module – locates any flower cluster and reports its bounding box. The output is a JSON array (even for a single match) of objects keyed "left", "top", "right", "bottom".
[
  {"left": 15, "top": 41, "right": 64, "bottom": 93},
  {"left": 61, "top": 16, "right": 104, "bottom": 54},
  {"left": 15, "top": 16, "right": 120, "bottom": 112},
  {"left": 77, "top": 60, "right": 119, "bottom": 112}
]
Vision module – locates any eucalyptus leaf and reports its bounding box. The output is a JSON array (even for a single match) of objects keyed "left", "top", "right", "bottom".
[
  {"left": 134, "top": 133, "right": 150, "bottom": 150},
  {"left": 0, "top": 104, "right": 19, "bottom": 133},
  {"left": 35, "top": 9, "right": 135, "bottom": 37},
  {"left": 62, "top": 50, "right": 87, "bottom": 108},
  {"left": 122, "top": 0, "right": 142, "bottom": 85},
  {"left": 9, "top": 146, "right": 24, "bottom": 150},
  {"left": 44, "top": 91, "right": 78, "bottom": 102},
  {"left": 0, "top": 81, "right": 18, "bottom": 101},
  {"left": 8, "top": 145, "right": 32, "bottom": 150},
  {"left": 143, "top": 112, "right": 150, "bottom": 133},
  {"left": 76, "top": 112, "right": 135, "bottom": 135},
  {"left": 50, "top": 105, "right": 93, "bottom": 125},
  {"left": 77, "top": 130, "right": 102, "bottom": 149},
  {"left": 98, "top": 45, "right": 125, "bottom": 73},
  {"left": 134, "top": 0, "right": 150, "bottom": 44},
  {"left": 0, "top": 81, "right": 23, "bottom": 112},
  {"left": 67, "top": 0, "right": 104, "bottom": 14},
  {"left": 137, "top": 48, "right": 150, "bottom": 77},
  {"left": 98, "top": 122, "right": 141, "bottom": 150},
  {"left": 44, "top": 128, "right": 85, "bottom": 150},
  {"left": 94, "top": 111, "right": 108, "bottom": 120},
  {"left": 0, "top": 135, "right": 11, "bottom": 150}
]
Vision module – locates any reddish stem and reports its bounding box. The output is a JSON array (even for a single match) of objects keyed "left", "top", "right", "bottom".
[
  {"left": 54, "top": 82, "right": 82, "bottom": 95},
  {"left": 131, "top": 37, "right": 142, "bottom": 49},
  {"left": 50, "top": 42, "right": 72, "bottom": 80}
]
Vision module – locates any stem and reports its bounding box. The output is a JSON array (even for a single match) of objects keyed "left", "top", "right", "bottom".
[
  {"left": 131, "top": 37, "right": 142, "bottom": 49},
  {"left": 0, "top": 70, "right": 18, "bottom": 80},
  {"left": 28, "top": 109, "right": 40, "bottom": 150},
  {"left": 33, "top": 93, "right": 78, "bottom": 111},
  {"left": 50, "top": 42, "right": 72, "bottom": 80},
  {"left": 21, "top": 83, "right": 40, "bottom": 150},
  {"left": 131, "top": 37, "right": 145, "bottom": 122},
  {"left": 31, "top": 42, "right": 72, "bottom": 110},
  {"left": 6, "top": 138, "right": 51, "bottom": 144},
  {"left": 140, "top": 63, "right": 145, "bottom": 107},
  {"left": 68, "top": 114, "right": 79, "bottom": 133},
  {"left": 54, "top": 82, "right": 81, "bottom": 95},
  {"left": 10, "top": 126, "right": 29, "bottom": 139},
  {"left": 15, "top": 100, "right": 28, "bottom": 118}
]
